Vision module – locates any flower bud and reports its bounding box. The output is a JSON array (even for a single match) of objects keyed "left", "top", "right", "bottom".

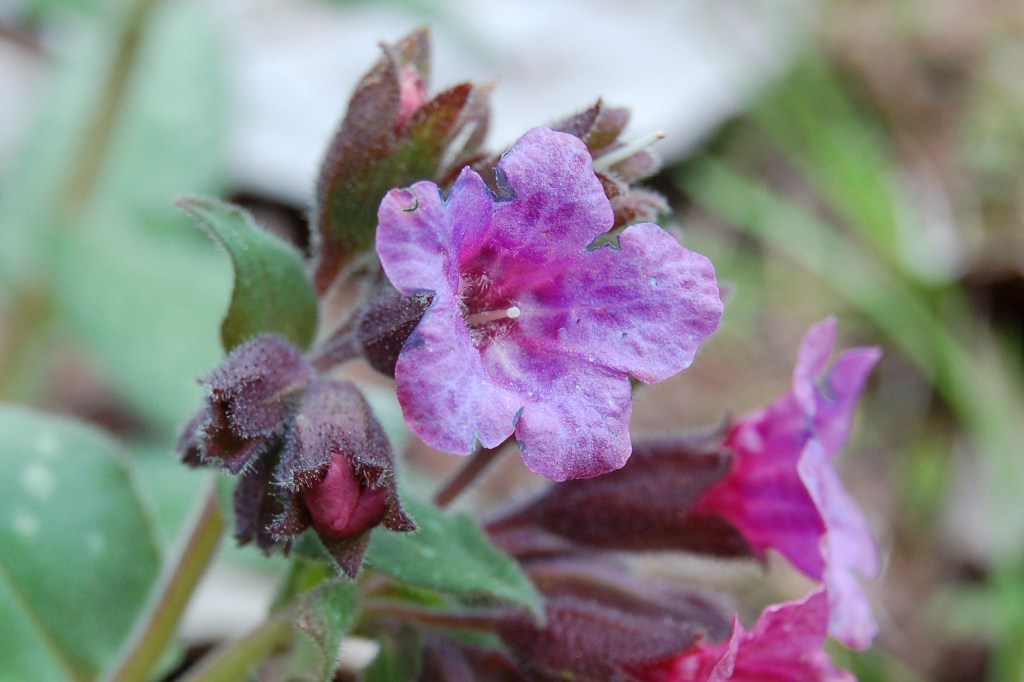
[
  {"left": 354, "top": 279, "right": 433, "bottom": 377},
  {"left": 233, "top": 453, "right": 284, "bottom": 552},
  {"left": 499, "top": 595, "right": 705, "bottom": 681},
  {"left": 312, "top": 27, "right": 493, "bottom": 293},
  {"left": 301, "top": 455, "right": 389, "bottom": 538},
  {"left": 397, "top": 64, "right": 429, "bottom": 127},
  {"left": 491, "top": 553, "right": 736, "bottom": 681},
  {"left": 275, "top": 378, "right": 415, "bottom": 577},
  {"left": 178, "top": 335, "right": 313, "bottom": 473},
  {"left": 486, "top": 430, "right": 751, "bottom": 559}
]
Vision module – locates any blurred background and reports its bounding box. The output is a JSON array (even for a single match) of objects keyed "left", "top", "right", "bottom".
[{"left": 2, "top": 0, "right": 1023, "bottom": 680}]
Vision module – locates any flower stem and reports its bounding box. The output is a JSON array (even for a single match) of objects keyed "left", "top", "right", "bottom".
[
  {"left": 102, "top": 479, "right": 225, "bottom": 682},
  {"left": 310, "top": 326, "right": 360, "bottom": 372},
  {"left": 62, "top": 0, "right": 162, "bottom": 212},
  {"left": 363, "top": 600, "right": 511, "bottom": 632},
  {"left": 175, "top": 607, "right": 296, "bottom": 682},
  {"left": 433, "top": 440, "right": 510, "bottom": 508}
]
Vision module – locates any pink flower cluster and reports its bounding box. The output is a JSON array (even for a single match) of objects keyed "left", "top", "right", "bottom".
[
  {"left": 641, "top": 590, "right": 854, "bottom": 682},
  {"left": 694, "top": 318, "right": 881, "bottom": 649}
]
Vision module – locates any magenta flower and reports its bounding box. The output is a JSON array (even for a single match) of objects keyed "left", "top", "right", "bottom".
[
  {"left": 641, "top": 589, "right": 854, "bottom": 682},
  {"left": 693, "top": 318, "right": 881, "bottom": 649},
  {"left": 375, "top": 126, "right": 722, "bottom": 481}
]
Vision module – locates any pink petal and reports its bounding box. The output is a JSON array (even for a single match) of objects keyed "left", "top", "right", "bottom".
[
  {"left": 472, "top": 127, "right": 613, "bottom": 265},
  {"left": 799, "top": 442, "right": 880, "bottom": 649},
  {"left": 694, "top": 400, "right": 827, "bottom": 578},
  {"left": 814, "top": 347, "right": 883, "bottom": 456},
  {"left": 649, "top": 590, "right": 855, "bottom": 682},
  {"left": 377, "top": 168, "right": 493, "bottom": 296},
  {"left": 792, "top": 317, "right": 839, "bottom": 415}
]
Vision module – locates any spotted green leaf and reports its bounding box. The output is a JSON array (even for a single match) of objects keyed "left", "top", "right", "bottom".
[{"left": 0, "top": 406, "right": 161, "bottom": 681}]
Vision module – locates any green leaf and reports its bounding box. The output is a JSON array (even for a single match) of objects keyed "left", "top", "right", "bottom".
[
  {"left": 365, "top": 497, "right": 543, "bottom": 620},
  {"left": 1, "top": 4, "right": 228, "bottom": 288},
  {"left": 177, "top": 195, "right": 318, "bottom": 352},
  {"left": 0, "top": 31, "right": 108, "bottom": 288},
  {"left": 95, "top": 3, "right": 228, "bottom": 225},
  {"left": 16, "top": 0, "right": 115, "bottom": 20},
  {"left": 751, "top": 58, "right": 905, "bottom": 269},
  {"left": 132, "top": 445, "right": 208, "bottom": 546},
  {"left": 0, "top": 406, "right": 161, "bottom": 681}
]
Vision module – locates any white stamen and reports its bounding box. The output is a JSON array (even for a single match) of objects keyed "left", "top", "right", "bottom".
[
  {"left": 465, "top": 306, "right": 521, "bottom": 325},
  {"left": 592, "top": 130, "right": 666, "bottom": 171}
]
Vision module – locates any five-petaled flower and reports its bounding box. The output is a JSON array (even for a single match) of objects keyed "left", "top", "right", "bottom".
[
  {"left": 692, "top": 318, "right": 882, "bottom": 649},
  {"left": 376, "top": 126, "right": 723, "bottom": 481}
]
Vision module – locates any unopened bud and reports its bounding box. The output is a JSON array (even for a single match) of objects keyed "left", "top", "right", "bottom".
[
  {"left": 487, "top": 431, "right": 751, "bottom": 559},
  {"left": 302, "top": 455, "right": 389, "bottom": 538},
  {"left": 178, "top": 335, "right": 313, "bottom": 473},
  {"left": 275, "top": 378, "right": 416, "bottom": 576},
  {"left": 355, "top": 282, "right": 433, "bottom": 377}
]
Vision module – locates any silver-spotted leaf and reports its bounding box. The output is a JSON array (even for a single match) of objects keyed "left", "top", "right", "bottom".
[{"left": 0, "top": 407, "right": 161, "bottom": 681}]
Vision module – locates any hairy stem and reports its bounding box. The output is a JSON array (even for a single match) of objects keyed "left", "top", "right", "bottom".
[
  {"left": 176, "top": 608, "right": 296, "bottom": 682},
  {"left": 363, "top": 600, "right": 511, "bottom": 633},
  {"left": 310, "top": 327, "right": 360, "bottom": 372},
  {"left": 102, "top": 481, "right": 225, "bottom": 682},
  {"left": 433, "top": 440, "right": 510, "bottom": 508}
]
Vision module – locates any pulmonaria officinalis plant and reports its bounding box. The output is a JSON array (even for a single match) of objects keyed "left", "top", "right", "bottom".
[{"left": 158, "top": 27, "right": 884, "bottom": 682}]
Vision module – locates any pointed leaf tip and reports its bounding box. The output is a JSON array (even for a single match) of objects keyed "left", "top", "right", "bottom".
[{"left": 177, "top": 195, "right": 318, "bottom": 351}]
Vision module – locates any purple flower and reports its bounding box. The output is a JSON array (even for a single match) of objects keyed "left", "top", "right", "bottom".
[
  {"left": 375, "top": 126, "right": 723, "bottom": 481},
  {"left": 693, "top": 318, "right": 881, "bottom": 649},
  {"left": 640, "top": 589, "right": 854, "bottom": 682}
]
